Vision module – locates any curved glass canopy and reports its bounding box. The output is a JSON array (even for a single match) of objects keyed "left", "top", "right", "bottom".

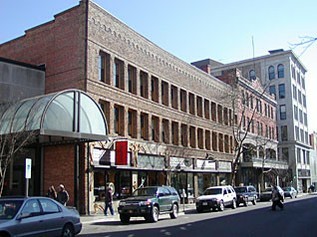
[{"left": 0, "top": 89, "right": 108, "bottom": 143}]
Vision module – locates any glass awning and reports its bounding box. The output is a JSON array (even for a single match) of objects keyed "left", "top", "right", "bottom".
[{"left": 0, "top": 89, "right": 108, "bottom": 143}]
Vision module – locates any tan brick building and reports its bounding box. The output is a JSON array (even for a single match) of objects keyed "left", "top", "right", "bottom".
[{"left": 0, "top": 0, "right": 238, "bottom": 213}]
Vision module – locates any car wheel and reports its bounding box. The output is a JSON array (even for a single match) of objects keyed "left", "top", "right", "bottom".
[
  {"left": 147, "top": 206, "right": 159, "bottom": 222},
  {"left": 252, "top": 196, "right": 257, "bottom": 205},
  {"left": 232, "top": 199, "right": 237, "bottom": 209},
  {"left": 61, "top": 224, "right": 74, "bottom": 237},
  {"left": 170, "top": 204, "right": 178, "bottom": 219},
  {"left": 218, "top": 201, "right": 225, "bottom": 211},
  {"left": 120, "top": 214, "right": 130, "bottom": 224}
]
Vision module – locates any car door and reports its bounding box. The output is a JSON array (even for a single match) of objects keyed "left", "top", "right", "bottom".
[
  {"left": 16, "top": 199, "right": 45, "bottom": 237},
  {"left": 157, "top": 187, "right": 171, "bottom": 211},
  {"left": 222, "top": 188, "right": 230, "bottom": 206}
]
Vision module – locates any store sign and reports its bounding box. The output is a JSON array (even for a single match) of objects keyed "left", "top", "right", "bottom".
[
  {"left": 92, "top": 148, "right": 115, "bottom": 166},
  {"left": 218, "top": 161, "right": 232, "bottom": 172},
  {"left": 170, "top": 157, "right": 193, "bottom": 170},
  {"left": 196, "top": 159, "right": 216, "bottom": 171},
  {"left": 138, "top": 155, "right": 165, "bottom": 169}
]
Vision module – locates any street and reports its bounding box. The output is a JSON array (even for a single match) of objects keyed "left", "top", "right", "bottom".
[{"left": 79, "top": 195, "right": 317, "bottom": 237}]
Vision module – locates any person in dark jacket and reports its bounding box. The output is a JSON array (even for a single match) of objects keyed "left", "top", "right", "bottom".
[
  {"left": 47, "top": 185, "right": 57, "bottom": 200},
  {"left": 56, "top": 184, "right": 69, "bottom": 206},
  {"left": 104, "top": 186, "right": 114, "bottom": 216}
]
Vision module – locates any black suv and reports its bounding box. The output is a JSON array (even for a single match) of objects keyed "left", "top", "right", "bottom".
[
  {"left": 117, "top": 186, "right": 180, "bottom": 224},
  {"left": 234, "top": 185, "right": 258, "bottom": 206}
]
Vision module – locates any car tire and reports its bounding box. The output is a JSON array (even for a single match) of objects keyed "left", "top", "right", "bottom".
[
  {"left": 218, "top": 201, "right": 225, "bottom": 211},
  {"left": 120, "top": 214, "right": 130, "bottom": 224},
  {"left": 232, "top": 199, "right": 237, "bottom": 209},
  {"left": 147, "top": 206, "right": 159, "bottom": 222},
  {"left": 170, "top": 204, "right": 178, "bottom": 219},
  {"left": 61, "top": 224, "right": 75, "bottom": 237}
]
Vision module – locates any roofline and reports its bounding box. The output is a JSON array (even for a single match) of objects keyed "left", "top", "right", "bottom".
[{"left": 0, "top": 57, "right": 45, "bottom": 71}]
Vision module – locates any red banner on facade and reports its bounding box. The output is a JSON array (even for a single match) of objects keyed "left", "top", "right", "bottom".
[{"left": 115, "top": 141, "right": 128, "bottom": 165}]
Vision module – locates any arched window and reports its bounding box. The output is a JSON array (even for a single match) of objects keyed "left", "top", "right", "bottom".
[
  {"left": 277, "top": 64, "right": 284, "bottom": 78},
  {"left": 268, "top": 66, "right": 275, "bottom": 80},
  {"left": 249, "top": 70, "right": 256, "bottom": 80}
]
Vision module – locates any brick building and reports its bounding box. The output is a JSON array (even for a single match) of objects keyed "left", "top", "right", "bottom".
[{"left": 0, "top": 0, "right": 237, "bottom": 213}]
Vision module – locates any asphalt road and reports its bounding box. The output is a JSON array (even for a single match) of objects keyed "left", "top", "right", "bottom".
[{"left": 79, "top": 195, "right": 317, "bottom": 237}]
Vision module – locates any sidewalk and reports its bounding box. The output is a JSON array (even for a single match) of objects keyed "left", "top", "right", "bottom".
[{"left": 80, "top": 203, "right": 196, "bottom": 224}]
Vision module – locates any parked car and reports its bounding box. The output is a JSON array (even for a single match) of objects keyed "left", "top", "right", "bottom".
[
  {"left": 282, "top": 187, "right": 297, "bottom": 199},
  {"left": 234, "top": 185, "right": 258, "bottom": 206},
  {"left": 118, "top": 186, "right": 180, "bottom": 224},
  {"left": 0, "top": 196, "right": 82, "bottom": 237},
  {"left": 195, "top": 185, "right": 237, "bottom": 212},
  {"left": 259, "top": 186, "right": 284, "bottom": 201}
]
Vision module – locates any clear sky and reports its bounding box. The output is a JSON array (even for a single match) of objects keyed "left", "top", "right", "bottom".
[{"left": 1, "top": 0, "right": 316, "bottom": 132}]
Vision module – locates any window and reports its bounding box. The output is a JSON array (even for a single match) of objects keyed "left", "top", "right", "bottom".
[
  {"left": 140, "top": 112, "right": 149, "bottom": 140},
  {"left": 281, "top": 125, "right": 288, "bottom": 141},
  {"left": 301, "top": 77, "right": 306, "bottom": 89},
  {"left": 128, "top": 109, "right": 137, "bottom": 138},
  {"left": 212, "top": 132, "right": 217, "bottom": 151},
  {"left": 281, "top": 148, "right": 289, "bottom": 161},
  {"left": 189, "top": 126, "right": 196, "bottom": 148},
  {"left": 218, "top": 133, "right": 224, "bottom": 152},
  {"left": 278, "top": 84, "right": 285, "bottom": 99},
  {"left": 196, "top": 96, "right": 203, "bottom": 117},
  {"left": 151, "top": 76, "right": 159, "bottom": 102},
  {"left": 295, "top": 126, "right": 299, "bottom": 141},
  {"left": 277, "top": 64, "right": 284, "bottom": 78},
  {"left": 298, "top": 89, "right": 302, "bottom": 104},
  {"left": 180, "top": 89, "right": 187, "bottom": 112},
  {"left": 217, "top": 105, "right": 223, "bottom": 123},
  {"left": 204, "top": 99, "right": 210, "bottom": 119},
  {"left": 98, "top": 52, "right": 110, "bottom": 84},
  {"left": 280, "top": 105, "right": 286, "bottom": 120},
  {"left": 211, "top": 102, "right": 216, "bottom": 121},
  {"left": 172, "top": 121, "right": 179, "bottom": 145},
  {"left": 140, "top": 71, "right": 148, "bottom": 99},
  {"left": 114, "top": 58, "right": 124, "bottom": 89},
  {"left": 198, "top": 128, "right": 204, "bottom": 149},
  {"left": 189, "top": 93, "right": 195, "bottom": 115},
  {"left": 151, "top": 116, "right": 159, "bottom": 142},
  {"left": 114, "top": 104, "right": 125, "bottom": 136},
  {"left": 171, "top": 85, "right": 178, "bottom": 109},
  {"left": 128, "top": 65, "right": 137, "bottom": 94},
  {"left": 205, "top": 130, "right": 211, "bottom": 150},
  {"left": 294, "top": 105, "right": 298, "bottom": 120},
  {"left": 292, "top": 85, "right": 297, "bottom": 100},
  {"left": 299, "top": 109, "right": 303, "bottom": 123},
  {"left": 161, "top": 81, "right": 169, "bottom": 106},
  {"left": 304, "top": 113, "right": 307, "bottom": 126},
  {"left": 181, "top": 124, "right": 188, "bottom": 147},
  {"left": 297, "top": 148, "right": 301, "bottom": 163},
  {"left": 162, "top": 119, "right": 170, "bottom": 144},
  {"left": 268, "top": 66, "right": 275, "bottom": 80},
  {"left": 269, "top": 85, "right": 276, "bottom": 97},
  {"left": 249, "top": 70, "right": 256, "bottom": 80},
  {"left": 303, "top": 94, "right": 306, "bottom": 108},
  {"left": 39, "top": 199, "right": 60, "bottom": 214}
]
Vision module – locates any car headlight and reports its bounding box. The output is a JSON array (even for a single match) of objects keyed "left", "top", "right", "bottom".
[{"left": 139, "top": 199, "right": 152, "bottom": 206}]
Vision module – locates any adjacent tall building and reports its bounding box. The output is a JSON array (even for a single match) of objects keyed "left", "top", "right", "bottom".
[{"left": 192, "top": 49, "right": 311, "bottom": 192}]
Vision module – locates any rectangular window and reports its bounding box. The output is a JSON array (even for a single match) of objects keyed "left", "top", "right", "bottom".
[
  {"left": 181, "top": 124, "right": 188, "bottom": 147},
  {"left": 197, "top": 128, "right": 204, "bottom": 149},
  {"left": 189, "top": 93, "right": 195, "bottom": 115},
  {"left": 299, "top": 109, "right": 303, "bottom": 123},
  {"left": 140, "top": 112, "right": 149, "bottom": 140},
  {"left": 161, "top": 81, "right": 169, "bottom": 106},
  {"left": 281, "top": 125, "right": 288, "bottom": 141},
  {"left": 211, "top": 102, "right": 216, "bottom": 121},
  {"left": 180, "top": 89, "right": 187, "bottom": 112},
  {"left": 218, "top": 133, "right": 224, "bottom": 152},
  {"left": 128, "top": 65, "right": 137, "bottom": 94},
  {"left": 295, "top": 126, "right": 299, "bottom": 141},
  {"left": 278, "top": 84, "right": 285, "bottom": 99},
  {"left": 294, "top": 105, "right": 298, "bottom": 120},
  {"left": 151, "top": 116, "right": 160, "bottom": 142},
  {"left": 204, "top": 99, "right": 210, "bottom": 119},
  {"left": 151, "top": 76, "right": 159, "bottom": 102},
  {"left": 281, "top": 148, "right": 289, "bottom": 161},
  {"left": 114, "top": 58, "right": 125, "bottom": 89},
  {"left": 297, "top": 148, "right": 301, "bottom": 163},
  {"left": 280, "top": 105, "right": 286, "bottom": 120},
  {"left": 224, "top": 135, "right": 229, "bottom": 153},
  {"left": 224, "top": 107, "right": 229, "bottom": 125},
  {"left": 212, "top": 132, "right": 217, "bottom": 151},
  {"left": 99, "top": 100, "right": 110, "bottom": 131},
  {"left": 304, "top": 113, "right": 307, "bottom": 126},
  {"left": 189, "top": 126, "right": 196, "bottom": 148},
  {"left": 140, "top": 71, "right": 148, "bottom": 99},
  {"left": 303, "top": 95, "right": 306, "bottom": 108},
  {"left": 205, "top": 130, "right": 211, "bottom": 150},
  {"left": 114, "top": 104, "right": 125, "bottom": 136},
  {"left": 98, "top": 52, "right": 110, "bottom": 84},
  {"left": 217, "top": 105, "right": 223, "bottom": 124},
  {"left": 197, "top": 96, "right": 203, "bottom": 117},
  {"left": 128, "top": 109, "right": 137, "bottom": 138},
  {"left": 172, "top": 121, "right": 179, "bottom": 145},
  {"left": 298, "top": 89, "right": 302, "bottom": 104},
  {"left": 171, "top": 85, "right": 178, "bottom": 109},
  {"left": 162, "top": 119, "right": 170, "bottom": 144},
  {"left": 292, "top": 85, "right": 297, "bottom": 100}
]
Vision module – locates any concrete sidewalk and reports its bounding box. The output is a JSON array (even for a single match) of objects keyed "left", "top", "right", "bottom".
[{"left": 80, "top": 203, "right": 196, "bottom": 224}]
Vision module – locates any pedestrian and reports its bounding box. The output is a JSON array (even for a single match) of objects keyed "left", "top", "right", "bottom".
[
  {"left": 56, "top": 184, "right": 70, "bottom": 206},
  {"left": 104, "top": 186, "right": 114, "bottom": 216},
  {"left": 47, "top": 185, "right": 57, "bottom": 200},
  {"left": 271, "top": 185, "right": 283, "bottom": 211}
]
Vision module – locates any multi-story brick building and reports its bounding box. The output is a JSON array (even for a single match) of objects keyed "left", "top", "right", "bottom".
[
  {"left": 192, "top": 49, "right": 311, "bottom": 192},
  {"left": 192, "top": 61, "right": 286, "bottom": 190},
  {"left": 0, "top": 0, "right": 237, "bottom": 213}
]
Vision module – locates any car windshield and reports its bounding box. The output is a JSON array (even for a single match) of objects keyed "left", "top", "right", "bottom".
[
  {"left": 0, "top": 200, "right": 23, "bottom": 220},
  {"left": 204, "top": 188, "right": 222, "bottom": 195},
  {"left": 133, "top": 187, "right": 157, "bottom": 197},
  {"left": 283, "top": 187, "right": 291, "bottom": 191},
  {"left": 234, "top": 187, "right": 247, "bottom": 193}
]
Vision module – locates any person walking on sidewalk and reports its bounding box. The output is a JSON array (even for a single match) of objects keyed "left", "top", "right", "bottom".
[
  {"left": 104, "top": 186, "right": 114, "bottom": 216},
  {"left": 271, "top": 185, "right": 284, "bottom": 211}
]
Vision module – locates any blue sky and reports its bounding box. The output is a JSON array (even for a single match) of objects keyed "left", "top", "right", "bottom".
[{"left": 1, "top": 0, "right": 316, "bottom": 132}]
